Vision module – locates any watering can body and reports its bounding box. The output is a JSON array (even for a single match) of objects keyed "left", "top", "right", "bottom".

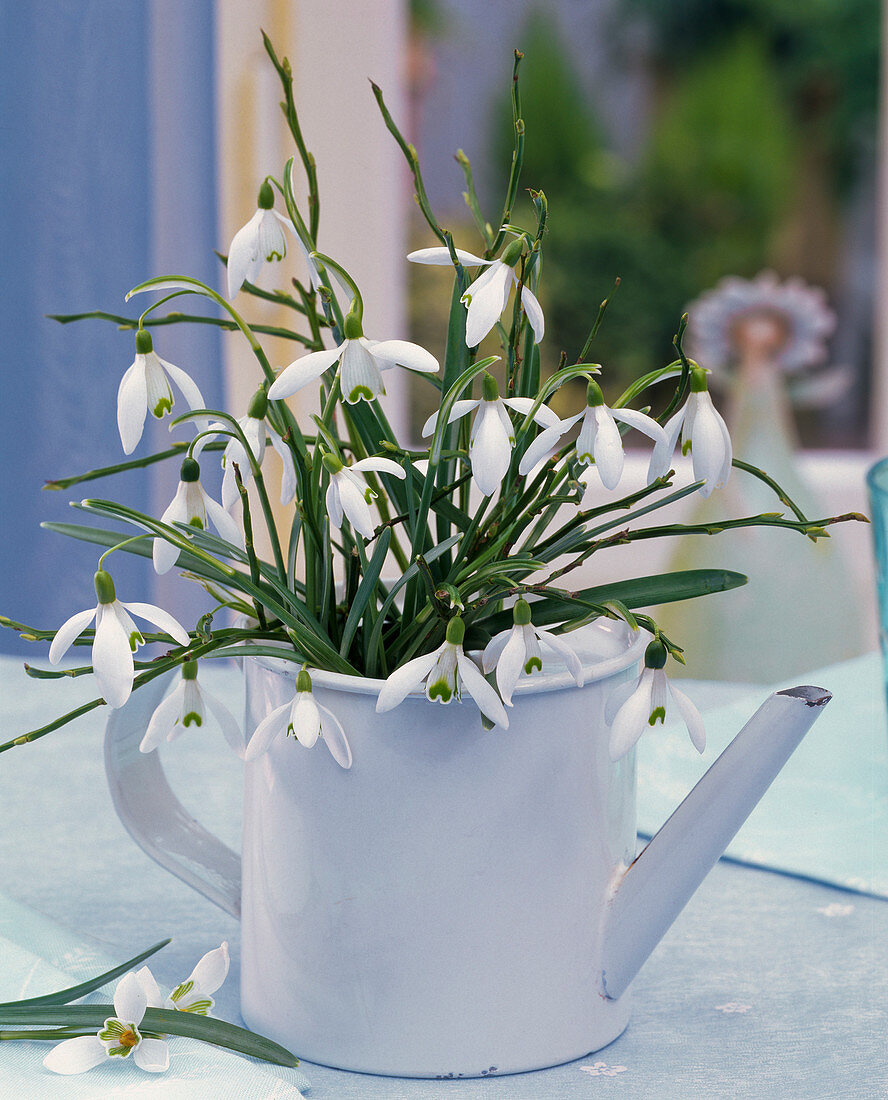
[{"left": 105, "top": 622, "right": 830, "bottom": 1077}]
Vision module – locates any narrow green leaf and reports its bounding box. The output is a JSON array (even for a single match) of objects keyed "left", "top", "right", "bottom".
[
  {"left": 339, "top": 528, "right": 391, "bottom": 658},
  {"left": 478, "top": 569, "right": 748, "bottom": 635},
  {"left": 0, "top": 1006, "right": 299, "bottom": 1067},
  {"left": 0, "top": 940, "right": 171, "bottom": 1008}
]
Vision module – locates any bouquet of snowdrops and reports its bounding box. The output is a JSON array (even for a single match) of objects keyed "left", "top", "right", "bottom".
[{"left": 0, "top": 35, "right": 863, "bottom": 768}]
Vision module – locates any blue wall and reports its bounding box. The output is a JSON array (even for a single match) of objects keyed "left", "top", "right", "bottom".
[{"left": 0, "top": 0, "right": 221, "bottom": 654}]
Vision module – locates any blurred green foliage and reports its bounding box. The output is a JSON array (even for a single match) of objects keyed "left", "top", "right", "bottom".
[{"left": 485, "top": 4, "right": 875, "bottom": 403}]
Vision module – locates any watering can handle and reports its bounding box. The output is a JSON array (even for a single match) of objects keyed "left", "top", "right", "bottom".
[{"left": 104, "top": 672, "right": 242, "bottom": 918}]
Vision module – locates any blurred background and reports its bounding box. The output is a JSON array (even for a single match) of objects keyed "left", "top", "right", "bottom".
[{"left": 0, "top": 0, "right": 883, "bottom": 680}]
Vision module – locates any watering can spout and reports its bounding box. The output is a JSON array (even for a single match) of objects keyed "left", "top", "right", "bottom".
[{"left": 599, "top": 685, "right": 831, "bottom": 1001}]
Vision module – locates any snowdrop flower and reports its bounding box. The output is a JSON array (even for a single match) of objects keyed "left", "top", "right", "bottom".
[
  {"left": 203, "top": 388, "right": 294, "bottom": 511},
  {"left": 227, "top": 180, "right": 289, "bottom": 298},
  {"left": 48, "top": 570, "right": 191, "bottom": 709},
  {"left": 139, "top": 661, "right": 243, "bottom": 756},
  {"left": 117, "top": 329, "right": 206, "bottom": 455},
  {"left": 135, "top": 942, "right": 230, "bottom": 1016},
  {"left": 245, "top": 668, "right": 352, "bottom": 767},
  {"left": 44, "top": 971, "right": 169, "bottom": 1075},
  {"left": 409, "top": 238, "right": 544, "bottom": 347},
  {"left": 519, "top": 381, "right": 668, "bottom": 491},
  {"left": 606, "top": 638, "right": 705, "bottom": 761},
  {"left": 482, "top": 598, "right": 584, "bottom": 704},
  {"left": 153, "top": 458, "right": 244, "bottom": 574},
  {"left": 323, "top": 452, "right": 406, "bottom": 539},
  {"left": 422, "top": 373, "right": 560, "bottom": 497},
  {"left": 648, "top": 367, "right": 732, "bottom": 498},
  {"left": 268, "top": 310, "right": 438, "bottom": 405},
  {"left": 376, "top": 616, "right": 509, "bottom": 729}
]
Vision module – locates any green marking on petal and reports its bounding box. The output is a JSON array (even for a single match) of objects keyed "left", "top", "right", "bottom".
[
  {"left": 182, "top": 998, "right": 213, "bottom": 1015},
  {"left": 681, "top": 439, "right": 693, "bottom": 456},
  {"left": 427, "top": 680, "right": 453, "bottom": 703},
  {"left": 169, "top": 980, "right": 194, "bottom": 1003},
  {"left": 265, "top": 247, "right": 284, "bottom": 262},
  {"left": 129, "top": 630, "right": 144, "bottom": 652},
  {"left": 524, "top": 656, "right": 543, "bottom": 675},
  {"left": 152, "top": 395, "right": 173, "bottom": 419},
  {"left": 99, "top": 1019, "right": 126, "bottom": 1037},
  {"left": 182, "top": 711, "right": 202, "bottom": 727},
  {"left": 648, "top": 706, "right": 666, "bottom": 726},
  {"left": 188, "top": 516, "right": 205, "bottom": 529},
  {"left": 348, "top": 384, "right": 374, "bottom": 402}
]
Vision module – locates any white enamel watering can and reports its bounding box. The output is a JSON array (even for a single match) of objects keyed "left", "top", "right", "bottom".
[{"left": 105, "top": 621, "right": 830, "bottom": 1078}]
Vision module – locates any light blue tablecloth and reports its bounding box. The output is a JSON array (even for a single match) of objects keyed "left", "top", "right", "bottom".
[{"left": 0, "top": 654, "right": 885, "bottom": 1098}]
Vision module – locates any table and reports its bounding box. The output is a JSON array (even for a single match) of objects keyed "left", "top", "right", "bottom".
[{"left": 1, "top": 655, "right": 885, "bottom": 1098}]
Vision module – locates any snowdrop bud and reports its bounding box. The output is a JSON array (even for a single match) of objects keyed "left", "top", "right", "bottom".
[
  {"left": 500, "top": 237, "right": 525, "bottom": 267},
  {"left": 321, "top": 452, "right": 344, "bottom": 475},
  {"left": 94, "top": 570, "right": 116, "bottom": 605},
  {"left": 247, "top": 387, "right": 268, "bottom": 419},
  {"left": 257, "top": 179, "right": 274, "bottom": 210},
  {"left": 481, "top": 372, "right": 500, "bottom": 401},
  {"left": 445, "top": 616, "right": 466, "bottom": 645},
  {"left": 179, "top": 457, "right": 201, "bottom": 482},
  {"left": 343, "top": 311, "right": 363, "bottom": 339},
  {"left": 644, "top": 638, "right": 668, "bottom": 669},
  {"left": 512, "top": 598, "right": 532, "bottom": 626},
  {"left": 586, "top": 380, "right": 605, "bottom": 407},
  {"left": 135, "top": 328, "right": 153, "bottom": 354},
  {"left": 296, "top": 667, "right": 312, "bottom": 693}
]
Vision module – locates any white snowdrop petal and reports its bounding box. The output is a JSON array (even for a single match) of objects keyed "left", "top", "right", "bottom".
[
  {"left": 592, "top": 406, "right": 625, "bottom": 490},
  {"left": 350, "top": 456, "right": 407, "bottom": 478},
  {"left": 93, "top": 605, "right": 135, "bottom": 709},
  {"left": 133, "top": 1038, "right": 170, "bottom": 1073},
  {"left": 463, "top": 263, "right": 512, "bottom": 346},
  {"left": 318, "top": 703, "right": 353, "bottom": 769},
  {"left": 325, "top": 479, "right": 344, "bottom": 530},
  {"left": 244, "top": 701, "right": 291, "bottom": 761},
  {"left": 668, "top": 681, "right": 707, "bottom": 753},
  {"left": 49, "top": 606, "right": 97, "bottom": 665},
  {"left": 117, "top": 359, "right": 149, "bottom": 455},
  {"left": 421, "top": 398, "right": 480, "bottom": 438},
  {"left": 519, "top": 284, "right": 545, "bottom": 342},
  {"left": 227, "top": 209, "right": 264, "bottom": 297},
  {"left": 469, "top": 403, "right": 512, "bottom": 497},
  {"left": 187, "top": 942, "right": 230, "bottom": 995},
  {"left": 536, "top": 629, "right": 585, "bottom": 686},
  {"left": 481, "top": 629, "right": 511, "bottom": 673},
  {"left": 202, "top": 490, "right": 244, "bottom": 549},
  {"left": 647, "top": 406, "right": 685, "bottom": 483},
  {"left": 370, "top": 339, "right": 439, "bottom": 374},
  {"left": 292, "top": 693, "right": 321, "bottom": 748},
  {"left": 608, "top": 672, "right": 655, "bottom": 761},
  {"left": 456, "top": 653, "right": 509, "bottom": 728},
  {"left": 604, "top": 675, "right": 641, "bottom": 725},
  {"left": 268, "top": 345, "right": 343, "bottom": 399},
  {"left": 336, "top": 474, "right": 376, "bottom": 538},
  {"left": 113, "top": 971, "right": 148, "bottom": 1026},
  {"left": 375, "top": 649, "right": 441, "bottom": 712},
  {"left": 134, "top": 966, "right": 165, "bottom": 1009},
  {"left": 408, "top": 246, "right": 492, "bottom": 266},
  {"left": 122, "top": 603, "right": 190, "bottom": 647},
  {"left": 140, "top": 682, "right": 186, "bottom": 753},
  {"left": 610, "top": 406, "right": 668, "bottom": 445},
  {"left": 494, "top": 628, "right": 527, "bottom": 705},
  {"left": 43, "top": 1035, "right": 108, "bottom": 1075},
  {"left": 159, "top": 358, "right": 206, "bottom": 416}
]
